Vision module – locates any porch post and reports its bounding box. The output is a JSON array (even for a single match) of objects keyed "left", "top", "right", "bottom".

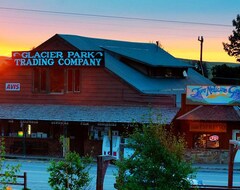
[
  {"left": 21, "top": 121, "right": 26, "bottom": 156},
  {"left": 228, "top": 140, "right": 239, "bottom": 188}
]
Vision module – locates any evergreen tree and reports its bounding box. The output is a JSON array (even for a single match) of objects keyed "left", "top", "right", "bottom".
[
  {"left": 115, "top": 119, "right": 194, "bottom": 190},
  {"left": 223, "top": 14, "right": 240, "bottom": 62}
]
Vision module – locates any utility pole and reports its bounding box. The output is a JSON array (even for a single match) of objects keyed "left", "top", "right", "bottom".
[{"left": 198, "top": 36, "right": 204, "bottom": 76}]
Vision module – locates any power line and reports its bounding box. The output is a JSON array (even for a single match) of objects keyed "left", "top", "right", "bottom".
[{"left": 0, "top": 6, "right": 232, "bottom": 28}]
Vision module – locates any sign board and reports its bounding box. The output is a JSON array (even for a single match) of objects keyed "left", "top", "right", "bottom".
[
  {"left": 209, "top": 135, "right": 219, "bottom": 142},
  {"left": 12, "top": 51, "right": 105, "bottom": 67},
  {"left": 189, "top": 122, "right": 227, "bottom": 132},
  {"left": 186, "top": 85, "right": 240, "bottom": 105},
  {"left": 102, "top": 135, "right": 120, "bottom": 159},
  {"left": 5, "top": 83, "right": 20, "bottom": 91}
]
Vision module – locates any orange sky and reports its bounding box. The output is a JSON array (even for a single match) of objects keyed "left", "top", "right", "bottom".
[{"left": 0, "top": 0, "right": 239, "bottom": 63}]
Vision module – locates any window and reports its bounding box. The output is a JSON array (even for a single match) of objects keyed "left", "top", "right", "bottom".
[
  {"left": 67, "top": 69, "right": 73, "bottom": 92},
  {"left": 193, "top": 133, "right": 220, "bottom": 149},
  {"left": 50, "top": 69, "right": 64, "bottom": 93},
  {"left": 67, "top": 69, "right": 81, "bottom": 92},
  {"left": 33, "top": 68, "right": 48, "bottom": 92},
  {"left": 33, "top": 68, "right": 81, "bottom": 93}
]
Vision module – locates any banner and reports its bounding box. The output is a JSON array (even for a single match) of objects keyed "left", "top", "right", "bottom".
[{"left": 186, "top": 85, "right": 240, "bottom": 105}]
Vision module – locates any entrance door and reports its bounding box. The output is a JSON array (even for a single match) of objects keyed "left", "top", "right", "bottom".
[
  {"left": 233, "top": 130, "right": 240, "bottom": 163},
  {"left": 69, "top": 126, "right": 85, "bottom": 156}
]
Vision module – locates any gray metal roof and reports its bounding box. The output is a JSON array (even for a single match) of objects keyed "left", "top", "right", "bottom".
[
  {"left": 0, "top": 104, "right": 179, "bottom": 124},
  {"left": 59, "top": 34, "right": 191, "bottom": 68},
  {"left": 58, "top": 34, "right": 215, "bottom": 105}
]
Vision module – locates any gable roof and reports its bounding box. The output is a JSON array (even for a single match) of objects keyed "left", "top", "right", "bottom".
[
  {"left": 59, "top": 34, "right": 191, "bottom": 68},
  {"left": 177, "top": 105, "right": 240, "bottom": 121},
  {"left": 42, "top": 34, "right": 215, "bottom": 105}
]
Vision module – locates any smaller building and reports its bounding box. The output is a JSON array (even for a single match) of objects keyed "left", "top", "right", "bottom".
[{"left": 176, "top": 93, "right": 240, "bottom": 163}]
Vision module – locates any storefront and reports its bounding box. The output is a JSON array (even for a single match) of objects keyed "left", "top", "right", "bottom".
[
  {"left": 0, "top": 104, "right": 179, "bottom": 157},
  {"left": 176, "top": 86, "right": 240, "bottom": 163}
]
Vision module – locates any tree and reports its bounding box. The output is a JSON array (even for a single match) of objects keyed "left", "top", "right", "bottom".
[
  {"left": 47, "top": 136, "right": 93, "bottom": 190},
  {"left": 48, "top": 152, "right": 92, "bottom": 190},
  {"left": 0, "top": 138, "right": 21, "bottom": 190},
  {"left": 211, "top": 64, "right": 240, "bottom": 84},
  {"left": 223, "top": 14, "right": 240, "bottom": 62},
  {"left": 115, "top": 119, "right": 194, "bottom": 190}
]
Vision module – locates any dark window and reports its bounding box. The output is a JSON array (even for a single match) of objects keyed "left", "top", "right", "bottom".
[
  {"left": 33, "top": 68, "right": 48, "bottom": 92},
  {"left": 74, "top": 69, "right": 80, "bottom": 92},
  {"left": 67, "top": 69, "right": 73, "bottom": 92},
  {"left": 50, "top": 69, "right": 64, "bottom": 93},
  {"left": 148, "top": 67, "right": 186, "bottom": 78},
  {"left": 119, "top": 56, "right": 187, "bottom": 78},
  {"left": 40, "top": 69, "right": 47, "bottom": 92},
  {"left": 33, "top": 68, "right": 80, "bottom": 93},
  {"left": 67, "top": 69, "right": 81, "bottom": 93}
]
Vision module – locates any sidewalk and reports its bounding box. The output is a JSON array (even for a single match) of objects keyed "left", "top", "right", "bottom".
[
  {"left": 5, "top": 154, "right": 62, "bottom": 162},
  {"left": 5, "top": 154, "right": 240, "bottom": 172},
  {"left": 193, "top": 163, "right": 240, "bottom": 171}
]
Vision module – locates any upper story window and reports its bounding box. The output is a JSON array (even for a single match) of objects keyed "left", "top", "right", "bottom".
[
  {"left": 119, "top": 56, "right": 188, "bottom": 78},
  {"left": 33, "top": 68, "right": 48, "bottom": 93},
  {"left": 50, "top": 68, "right": 64, "bottom": 93},
  {"left": 67, "top": 69, "right": 81, "bottom": 92},
  {"left": 148, "top": 67, "right": 186, "bottom": 78},
  {"left": 33, "top": 68, "right": 81, "bottom": 94}
]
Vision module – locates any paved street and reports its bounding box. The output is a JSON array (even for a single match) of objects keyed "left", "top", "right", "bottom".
[
  {"left": 2, "top": 159, "right": 240, "bottom": 190},
  {"left": 1, "top": 159, "right": 117, "bottom": 190}
]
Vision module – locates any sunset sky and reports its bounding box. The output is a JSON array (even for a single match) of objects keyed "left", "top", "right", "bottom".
[{"left": 0, "top": 0, "right": 239, "bottom": 63}]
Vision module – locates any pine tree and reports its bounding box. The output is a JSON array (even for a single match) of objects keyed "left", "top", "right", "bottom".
[
  {"left": 223, "top": 14, "right": 240, "bottom": 62},
  {"left": 115, "top": 118, "right": 194, "bottom": 190}
]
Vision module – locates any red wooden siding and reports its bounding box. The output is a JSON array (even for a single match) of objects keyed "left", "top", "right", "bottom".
[{"left": 0, "top": 65, "right": 175, "bottom": 106}]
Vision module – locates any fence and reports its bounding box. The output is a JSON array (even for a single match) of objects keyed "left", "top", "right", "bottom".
[{"left": 0, "top": 172, "right": 27, "bottom": 189}]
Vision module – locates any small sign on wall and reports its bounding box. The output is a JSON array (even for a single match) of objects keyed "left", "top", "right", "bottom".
[{"left": 5, "top": 83, "right": 20, "bottom": 91}]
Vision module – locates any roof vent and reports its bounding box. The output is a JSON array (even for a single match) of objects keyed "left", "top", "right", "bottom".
[
  {"left": 183, "top": 70, "right": 188, "bottom": 78},
  {"left": 156, "top": 41, "right": 159, "bottom": 51}
]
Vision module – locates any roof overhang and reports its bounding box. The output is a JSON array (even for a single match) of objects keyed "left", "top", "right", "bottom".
[
  {"left": 0, "top": 104, "right": 179, "bottom": 125},
  {"left": 177, "top": 105, "right": 240, "bottom": 122}
]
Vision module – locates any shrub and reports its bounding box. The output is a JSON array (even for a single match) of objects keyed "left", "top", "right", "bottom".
[{"left": 48, "top": 151, "right": 92, "bottom": 190}]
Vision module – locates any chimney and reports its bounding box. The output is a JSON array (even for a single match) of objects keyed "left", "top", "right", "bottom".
[{"left": 156, "top": 41, "right": 159, "bottom": 51}]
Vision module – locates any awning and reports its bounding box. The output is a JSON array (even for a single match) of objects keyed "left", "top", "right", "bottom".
[
  {"left": 177, "top": 105, "right": 240, "bottom": 121},
  {"left": 0, "top": 104, "right": 179, "bottom": 124}
]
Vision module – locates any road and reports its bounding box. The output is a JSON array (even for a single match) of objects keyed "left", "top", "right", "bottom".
[
  {"left": 196, "top": 169, "right": 240, "bottom": 186},
  {"left": 1, "top": 159, "right": 117, "bottom": 190},
  {"left": 2, "top": 159, "right": 240, "bottom": 190}
]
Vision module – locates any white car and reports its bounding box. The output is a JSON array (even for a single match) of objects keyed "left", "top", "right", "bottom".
[{"left": 188, "top": 178, "right": 204, "bottom": 186}]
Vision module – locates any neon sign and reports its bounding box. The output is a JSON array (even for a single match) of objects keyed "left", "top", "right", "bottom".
[
  {"left": 209, "top": 135, "right": 219, "bottom": 142},
  {"left": 186, "top": 85, "right": 240, "bottom": 105}
]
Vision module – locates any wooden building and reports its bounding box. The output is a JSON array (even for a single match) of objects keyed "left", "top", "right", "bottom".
[
  {"left": 0, "top": 34, "right": 213, "bottom": 157},
  {"left": 175, "top": 93, "right": 240, "bottom": 163}
]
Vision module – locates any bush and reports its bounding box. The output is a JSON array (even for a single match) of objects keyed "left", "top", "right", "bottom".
[{"left": 48, "top": 151, "right": 92, "bottom": 190}]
